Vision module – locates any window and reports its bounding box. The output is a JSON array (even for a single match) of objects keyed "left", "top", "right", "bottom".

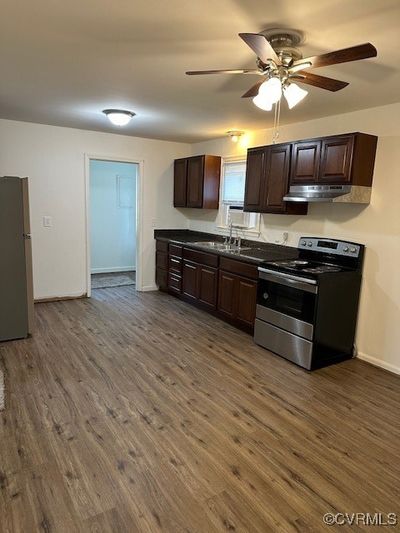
[
  {"left": 222, "top": 160, "right": 246, "bottom": 205},
  {"left": 218, "top": 158, "right": 260, "bottom": 232}
]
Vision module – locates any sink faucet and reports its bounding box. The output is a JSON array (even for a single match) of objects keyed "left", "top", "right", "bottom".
[{"left": 229, "top": 221, "right": 233, "bottom": 246}]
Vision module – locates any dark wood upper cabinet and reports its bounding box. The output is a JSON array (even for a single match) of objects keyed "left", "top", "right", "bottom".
[
  {"left": 174, "top": 155, "right": 221, "bottom": 209},
  {"left": 262, "top": 144, "right": 291, "bottom": 212},
  {"left": 290, "top": 132, "right": 377, "bottom": 186},
  {"left": 319, "top": 135, "right": 354, "bottom": 183},
  {"left": 186, "top": 156, "right": 204, "bottom": 207},
  {"left": 243, "top": 148, "right": 265, "bottom": 212},
  {"left": 244, "top": 144, "right": 307, "bottom": 215},
  {"left": 173, "top": 159, "right": 187, "bottom": 207},
  {"left": 290, "top": 140, "right": 321, "bottom": 184}
]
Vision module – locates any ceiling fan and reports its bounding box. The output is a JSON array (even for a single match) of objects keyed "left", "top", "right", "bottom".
[{"left": 186, "top": 29, "right": 377, "bottom": 110}]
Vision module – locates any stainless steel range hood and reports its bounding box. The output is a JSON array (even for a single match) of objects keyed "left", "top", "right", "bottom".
[{"left": 283, "top": 184, "right": 372, "bottom": 204}]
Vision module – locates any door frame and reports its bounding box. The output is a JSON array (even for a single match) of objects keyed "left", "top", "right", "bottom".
[{"left": 84, "top": 154, "right": 144, "bottom": 297}]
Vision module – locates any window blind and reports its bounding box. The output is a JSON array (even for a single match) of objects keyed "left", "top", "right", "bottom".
[{"left": 222, "top": 161, "right": 246, "bottom": 204}]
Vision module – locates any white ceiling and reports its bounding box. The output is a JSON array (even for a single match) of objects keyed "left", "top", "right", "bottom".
[{"left": 0, "top": 0, "right": 399, "bottom": 142}]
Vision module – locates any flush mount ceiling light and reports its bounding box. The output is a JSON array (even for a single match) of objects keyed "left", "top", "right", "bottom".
[
  {"left": 103, "top": 109, "right": 135, "bottom": 126},
  {"left": 227, "top": 130, "right": 244, "bottom": 142}
]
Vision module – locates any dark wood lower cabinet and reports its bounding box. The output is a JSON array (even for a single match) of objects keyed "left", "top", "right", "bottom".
[
  {"left": 198, "top": 265, "right": 217, "bottom": 310},
  {"left": 156, "top": 268, "right": 168, "bottom": 291},
  {"left": 236, "top": 277, "right": 257, "bottom": 327},
  {"left": 217, "top": 271, "right": 236, "bottom": 319},
  {"left": 182, "top": 261, "right": 198, "bottom": 302},
  {"left": 156, "top": 240, "right": 257, "bottom": 331},
  {"left": 217, "top": 270, "right": 257, "bottom": 329}
]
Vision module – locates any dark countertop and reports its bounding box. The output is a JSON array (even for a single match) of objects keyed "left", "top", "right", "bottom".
[{"left": 154, "top": 229, "right": 299, "bottom": 265}]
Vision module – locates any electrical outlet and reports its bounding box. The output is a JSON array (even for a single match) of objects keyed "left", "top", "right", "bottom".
[{"left": 43, "top": 216, "right": 52, "bottom": 228}]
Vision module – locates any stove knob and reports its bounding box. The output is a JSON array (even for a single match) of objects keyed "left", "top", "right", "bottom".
[
  {"left": 307, "top": 241, "right": 312, "bottom": 247},
  {"left": 343, "top": 246, "right": 349, "bottom": 252},
  {"left": 263, "top": 293, "right": 269, "bottom": 300},
  {"left": 350, "top": 247, "right": 357, "bottom": 253},
  {"left": 301, "top": 240, "right": 307, "bottom": 246}
]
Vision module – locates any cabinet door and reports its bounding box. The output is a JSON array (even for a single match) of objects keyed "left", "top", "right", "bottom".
[
  {"left": 182, "top": 261, "right": 199, "bottom": 301},
  {"left": 198, "top": 266, "right": 217, "bottom": 309},
  {"left": 174, "top": 159, "right": 187, "bottom": 207},
  {"left": 236, "top": 277, "right": 257, "bottom": 328},
  {"left": 319, "top": 136, "right": 354, "bottom": 183},
  {"left": 156, "top": 268, "right": 168, "bottom": 291},
  {"left": 291, "top": 141, "right": 321, "bottom": 184},
  {"left": 217, "top": 270, "right": 236, "bottom": 318},
  {"left": 186, "top": 156, "right": 204, "bottom": 208},
  {"left": 262, "top": 144, "right": 291, "bottom": 213},
  {"left": 243, "top": 148, "right": 265, "bottom": 211}
]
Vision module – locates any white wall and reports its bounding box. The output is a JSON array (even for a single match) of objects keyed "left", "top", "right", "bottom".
[
  {"left": 0, "top": 119, "right": 190, "bottom": 298},
  {"left": 90, "top": 160, "right": 137, "bottom": 274},
  {"left": 187, "top": 103, "right": 400, "bottom": 374}
]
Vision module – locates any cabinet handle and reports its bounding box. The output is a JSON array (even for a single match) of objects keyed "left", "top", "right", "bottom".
[{"left": 170, "top": 258, "right": 181, "bottom": 264}]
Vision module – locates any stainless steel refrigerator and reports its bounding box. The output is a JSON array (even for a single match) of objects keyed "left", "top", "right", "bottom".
[{"left": 0, "top": 176, "right": 34, "bottom": 341}]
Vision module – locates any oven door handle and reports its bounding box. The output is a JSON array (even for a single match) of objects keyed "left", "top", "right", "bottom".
[{"left": 258, "top": 268, "right": 318, "bottom": 294}]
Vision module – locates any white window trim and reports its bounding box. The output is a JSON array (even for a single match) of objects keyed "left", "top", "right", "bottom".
[{"left": 217, "top": 155, "right": 261, "bottom": 236}]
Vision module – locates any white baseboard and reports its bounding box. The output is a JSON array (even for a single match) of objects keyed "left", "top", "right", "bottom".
[
  {"left": 138, "top": 284, "right": 158, "bottom": 292},
  {"left": 91, "top": 266, "right": 136, "bottom": 274},
  {"left": 357, "top": 352, "right": 400, "bottom": 375}
]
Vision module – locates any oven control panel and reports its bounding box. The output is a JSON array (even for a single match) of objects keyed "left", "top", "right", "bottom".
[{"left": 298, "top": 237, "right": 361, "bottom": 258}]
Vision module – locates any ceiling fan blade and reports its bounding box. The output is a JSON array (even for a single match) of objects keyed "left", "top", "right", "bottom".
[
  {"left": 293, "top": 71, "right": 349, "bottom": 91},
  {"left": 292, "top": 43, "right": 377, "bottom": 69},
  {"left": 239, "top": 33, "right": 280, "bottom": 65},
  {"left": 186, "top": 68, "right": 261, "bottom": 75},
  {"left": 241, "top": 80, "right": 264, "bottom": 98}
]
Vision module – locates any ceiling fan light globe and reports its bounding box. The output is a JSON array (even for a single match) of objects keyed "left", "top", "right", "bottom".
[
  {"left": 258, "top": 77, "right": 282, "bottom": 103},
  {"left": 253, "top": 94, "right": 273, "bottom": 111},
  {"left": 283, "top": 83, "right": 308, "bottom": 109}
]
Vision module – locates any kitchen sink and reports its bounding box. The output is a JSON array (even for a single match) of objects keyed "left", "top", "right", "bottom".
[{"left": 191, "top": 241, "right": 252, "bottom": 252}]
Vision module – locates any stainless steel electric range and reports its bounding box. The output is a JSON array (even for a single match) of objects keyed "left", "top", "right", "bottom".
[{"left": 254, "top": 237, "right": 365, "bottom": 370}]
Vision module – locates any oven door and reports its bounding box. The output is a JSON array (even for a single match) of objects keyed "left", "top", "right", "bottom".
[{"left": 256, "top": 267, "right": 317, "bottom": 340}]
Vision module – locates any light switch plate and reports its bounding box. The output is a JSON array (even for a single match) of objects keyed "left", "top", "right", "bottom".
[{"left": 43, "top": 216, "right": 52, "bottom": 228}]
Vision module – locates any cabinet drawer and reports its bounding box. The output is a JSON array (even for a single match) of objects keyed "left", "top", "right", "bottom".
[
  {"left": 183, "top": 247, "right": 219, "bottom": 267},
  {"left": 169, "top": 243, "right": 183, "bottom": 257},
  {"left": 169, "top": 256, "right": 182, "bottom": 274},
  {"left": 168, "top": 272, "right": 182, "bottom": 293},
  {"left": 156, "top": 251, "right": 168, "bottom": 270},
  {"left": 219, "top": 257, "right": 258, "bottom": 280},
  {"left": 156, "top": 240, "right": 168, "bottom": 253}
]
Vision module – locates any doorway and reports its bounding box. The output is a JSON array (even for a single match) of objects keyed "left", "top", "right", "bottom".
[{"left": 88, "top": 159, "right": 138, "bottom": 292}]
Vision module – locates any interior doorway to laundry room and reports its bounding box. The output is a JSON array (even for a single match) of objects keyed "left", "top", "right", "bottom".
[{"left": 89, "top": 159, "right": 138, "bottom": 291}]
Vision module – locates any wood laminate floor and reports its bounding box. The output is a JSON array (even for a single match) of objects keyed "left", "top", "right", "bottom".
[{"left": 0, "top": 287, "right": 399, "bottom": 532}]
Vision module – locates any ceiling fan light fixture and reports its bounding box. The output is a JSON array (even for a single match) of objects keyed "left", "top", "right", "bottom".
[
  {"left": 253, "top": 93, "right": 273, "bottom": 111},
  {"left": 258, "top": 76, "right": 282, "bottom": 103},
  {"left": 283, "top": 83, "right": 308, "bottom": 109},
  {"left": 103, "top": 109, "right": 135, "bottom": 126}
]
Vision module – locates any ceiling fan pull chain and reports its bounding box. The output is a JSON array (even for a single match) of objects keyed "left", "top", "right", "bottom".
[{"left": 272, "top": 97, "right": 281, "bottom": 144}]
